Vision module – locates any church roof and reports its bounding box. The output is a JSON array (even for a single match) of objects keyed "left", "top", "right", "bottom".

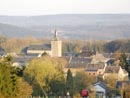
[{"left": 28, "top": 44, "right": 51, "bottom": 51}]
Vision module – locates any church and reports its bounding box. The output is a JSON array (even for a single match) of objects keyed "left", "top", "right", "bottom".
[{"left": 27, "top": 30, "right": 62, "bottom": 57}]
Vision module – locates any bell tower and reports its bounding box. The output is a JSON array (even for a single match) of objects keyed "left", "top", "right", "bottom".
[{"left": 51, "top": 30, "right": 62, "bottom": 57}]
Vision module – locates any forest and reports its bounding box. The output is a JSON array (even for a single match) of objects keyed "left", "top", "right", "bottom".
[{"left": 0, "top": 35, "right": 130, "bottom": 54}]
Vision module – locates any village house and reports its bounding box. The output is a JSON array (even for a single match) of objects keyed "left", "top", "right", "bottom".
[
  {"left": 103, "top": 66, "right": 128, "bottom": 80},
  {"left": 64, "top": 56, "right": 92, "bottom": 76},
  {"left": 89, "top": 81, "right": 109, "bottom": 98},
  {"left": 85, "top": 62, "right": 107, "bottom": 76},
  {"left": 66, "top": 56, "right": 92, "bottom": 68}
]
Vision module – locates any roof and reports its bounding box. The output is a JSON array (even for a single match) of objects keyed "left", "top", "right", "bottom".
[
  {"left": 89, "top": 81, "right": 109, "bottom": 92},
  {"left": 104, "top": 66, "right": 120, "bottom": 73},
  {"left": 26, "top": 53, "right": 40, "bottom": 57},
  {"left": 28, "top": 44, "right": 51, "bottom": 51},
  {"left": 116, "top": 81, "right": 130, "bottom": 89},
  {"left": 91, "top": 53, "right": 108, "bottom": 64},
  {"left": 93, "top": 81, "right": 107, "bottom": 89},
  {"left": 86, "top": 62, "right": 105, "bottom": 71},
  {"left": 66, "top": 57, "right": 92, "bottom": 68},
  {"left": 71, "top": 57, "right": 92, "bottom": 63}
]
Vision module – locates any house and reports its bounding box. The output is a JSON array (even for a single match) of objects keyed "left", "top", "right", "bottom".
[
  {"left": 66, "top": 56, "right": 92, "bottom": 68},
  {"left": 85, "top": 62, "right": 107, "bottom": 76},
  {"left": 27, "top": 30, "right": 62, "bottom": 57},
  {"left": 103, "top": 66, "right": 127, "bottom": 80},
  {"left": 89, "top": 81, "right": 108, "bottom": 98}
]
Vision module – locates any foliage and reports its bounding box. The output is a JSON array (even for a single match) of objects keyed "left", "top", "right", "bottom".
[
  {"left": 0, "top": 60, "right": 18, "bottom": 98},
  {"left": 73, "top": 71, "right": 90, "bottom": 94},
  {"left": 104, "top": 39, "right": 130, "bottom": 53},
  {"left": 66, "top": 69, "right": 74, "bottom": 97},
  {"left": 17, "top": 78, "right": 32, "bottom": 98},
  {"left": 119, "top": 52, "right": 130, "bottom": 79},
  {"left": 119, "top": 52, "right": 127, "bottom": 69},
  {"left": 24, "top": 56, "right": 66, "bottom": 97},
  {"left": 104, "top": 74, "right": 118, "bottom": 90},
  {"left": 0, "top": 56, "right": 32, "bottom": 98},
  {"left": 1, "top": 37, "right": 44, "bottom": 53}
]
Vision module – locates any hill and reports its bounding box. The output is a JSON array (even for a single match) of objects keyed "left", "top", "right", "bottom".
[{"left": 0, "top": 14, "right": 130, "bottom": 40}]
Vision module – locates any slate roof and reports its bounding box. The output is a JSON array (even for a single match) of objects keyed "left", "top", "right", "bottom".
[
  {"left": 66, "top": 57, "right": 92, "bottom": 68},
  {"left": 26, "top": 53, "right": 40, "bottom": 57},
  {"left": 28, "top": 44, "right": 51, "bottom": 51},
  {"left": 92, "top": 81, "right": 107, "bottom": 89},
  {"left": 86, "top": 62, "right": 105, "bottom": 71},
  {"left": 89, "top": 81, "right": 109, "bottom": 93},
  {"left": 104, "top": 66, "right": 120, "bottom": 73},
  {"left": 71, "top": 57, "right": 92, "bottom": 63}
]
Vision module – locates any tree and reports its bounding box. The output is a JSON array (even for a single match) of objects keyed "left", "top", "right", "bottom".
[
  {"left": 0, "top": 60, "right": 18, "bottom": 98},
  {"left": 17, "top": 78, "right": 32, "bottom": 98},
  {"left": 119, "top": 52, "right": 127, "bottom": 69},
  {"left": 0, "top": 56, "right": 32, "bottom": 98},
  {"left": 66, "top": 69, "right": 74, "bottom": 97},
  {"left": 24, "top": 56, "right": 66, "bottom": 97},
  {"left": 74, "top": 71, "right": 89, "bottom": 94},
  {"left": 119, "top": 52, "right": 130, "bottom": 80},
  {"left": 104, "top": 74, "right": 118, "bottom": 90}
]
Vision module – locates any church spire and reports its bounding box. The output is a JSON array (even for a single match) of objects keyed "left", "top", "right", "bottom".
[{"left": 54, "top": 29, "right": 58, "bottom": 40}]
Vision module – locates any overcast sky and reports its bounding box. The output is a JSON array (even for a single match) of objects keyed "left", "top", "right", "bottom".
[{"left": 0, "top": 0, "right": 130, "bottom": 16}]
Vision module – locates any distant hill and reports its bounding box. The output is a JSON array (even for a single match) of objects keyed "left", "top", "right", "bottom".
[
  {"left": 0, "top": 14, "right": 130, "bottom": 40},
  {"left": 0, "top": 23, "right": 52, "bottom": 38}
]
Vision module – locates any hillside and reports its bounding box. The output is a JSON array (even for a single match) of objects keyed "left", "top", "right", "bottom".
[
  {"left": 0, "top": 14, "right": 130, "bottom": 40},
  {"left": 0, "top": 23, "right": 52, "bottom": 38}
]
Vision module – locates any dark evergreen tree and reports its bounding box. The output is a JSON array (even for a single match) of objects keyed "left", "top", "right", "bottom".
[
  {"left": 119, "top": 52, "right": 130, "bottom": 80},
  {"left": 119, "top": 52, "right": 127, "bottom": 69},
  {"left": 66, "top": 69, "right": 74, "bottom": 97}
]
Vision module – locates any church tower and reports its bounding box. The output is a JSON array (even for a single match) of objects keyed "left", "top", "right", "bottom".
[{"left": 51, "top": 30, "right": 62, "bottom": 57}]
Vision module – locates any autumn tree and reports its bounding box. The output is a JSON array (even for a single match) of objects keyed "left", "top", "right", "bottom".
[
  {"left": 0, "top": 56, "right": 32, "bottom": 98},
  {"left": 73, "top": 71, "right": 88, "bottom": 94},
  {"left": 24, "top": 56, "right": 66, "bottom": 97},
  {"left": 0, "top": 56, "right": 18, "bottom": 98},
  {"left": 17, "top": 78, "right": 32, "bottom": 98}
]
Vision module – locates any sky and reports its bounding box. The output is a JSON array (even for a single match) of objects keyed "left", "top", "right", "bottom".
[{"left": 0, "top": 0, "right": 130, "bottom": 16}]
